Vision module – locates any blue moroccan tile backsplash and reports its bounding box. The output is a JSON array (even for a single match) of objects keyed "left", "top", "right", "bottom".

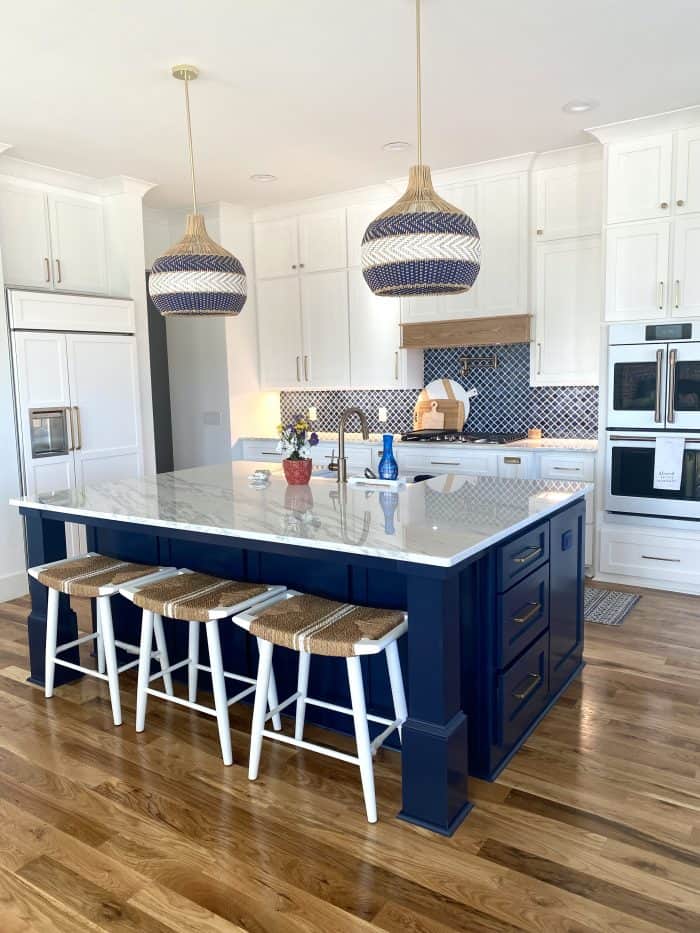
[{"left": 280, "top": 343, "right": 599, "bottom": 437}]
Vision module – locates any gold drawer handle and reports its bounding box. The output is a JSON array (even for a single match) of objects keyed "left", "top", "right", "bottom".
[
  {"left": 512, "top": 601, "right": 542, "bottom": 625},
  {"left": 513, "top": 672, "right": 541, "bottom": 701},
  {"left": 513, "top": 545, "right": 543, "bottom": 565}
]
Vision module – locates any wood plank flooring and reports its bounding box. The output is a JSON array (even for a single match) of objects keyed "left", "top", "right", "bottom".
[{"left": 0, "top": 584, "right": 698, "bottom": 932}]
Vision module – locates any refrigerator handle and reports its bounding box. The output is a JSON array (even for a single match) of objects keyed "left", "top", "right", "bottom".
[
  {"left": 667, "top": 349, "right": 677, "bottom": 425},
  {"left": 72, "top": 406, "right": 82, "bottom": 450},
  {"left": 654, "top": 348, "right": 663, "bottom": 423}
]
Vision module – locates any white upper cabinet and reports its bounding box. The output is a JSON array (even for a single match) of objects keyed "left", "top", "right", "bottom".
[
  {"left": 48, "top": 193, "right": 108, "bottom": 295},
  {"left": 607, "top": 135, "right": 673, "bottom": 224},
  {"left": 671, "top": 215, "right": 700, "bottom": 317},
  {"left": 531, "top": 237, "right": 601, "bottom": 386},
  {"left": 298, "top": 208, "right": 347, "bottom": 272},
  {"left": 348, "top": 268, "right": 400, "bottom": 387},
  {"left": 534, "top": 162, "right": 603, "bottom": 240},
  {"left": 674, "top": 127, "right": 700, "bottom": 215},
  {"left": 300, "top": 270, "right": 350, "bottom": 386},
  {"left": 0, "top": 184, "right": 52, "bottom": 288},
  {"left": 605, "top": 221, "right": 670, "bottom": 321},
  {"left": 256, "top": 277, "right": 304, "bottom": 388},
  {"left": 253, "top": 218, "right": 299, "bottom": 278},
  {"left": 0, "top": 181, "right": 108, "bottom": 294}
]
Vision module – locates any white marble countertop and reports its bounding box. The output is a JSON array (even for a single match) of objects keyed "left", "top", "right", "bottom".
[
  {"left": 242, "top": 434, "right": 598, "bottom": 453},
  {"left": 11, "top": 462, "right": 589, "bottom": 568}
]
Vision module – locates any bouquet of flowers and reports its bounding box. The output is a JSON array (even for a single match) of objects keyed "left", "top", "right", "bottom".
[{"left": 276, "top": 416, "right": 319, "bottom": 461}]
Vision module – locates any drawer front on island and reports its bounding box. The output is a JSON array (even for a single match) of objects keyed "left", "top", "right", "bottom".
[
  {"left": 495, "top": 630, "right": 550, "bottom": 750},
  {"left": 496, "top": 562, "right": 549, "bottom": 669},
  {"left": 497, "top": 522, "right": 549, "bottom": 591}
]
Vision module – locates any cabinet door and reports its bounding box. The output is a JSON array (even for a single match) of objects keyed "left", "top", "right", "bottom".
[
  {"left": 253, "top": 218, "right": 299, "bottom": 278},
  {"left": 549, "top": 502, "right": 585, "bottom": 697},
  {"left": 300, "top": 270, "right": 350, "bottom": 386},
  {"left": 11, "top": 331, "right": 75, "bottom": 498},
  {"left": 347, "top": 202, "right": 388, "bottom": 268},
  {"left": 66, "top": 334, "right": 143, "bottom": 486},
  {"left": 671, "top": 215, "right": 700, "bottom": 317},
  {"left": 605, "top": 222, "right": 670, "bottom": 321},
  {"left": 256, "top": 277, "right": 303, "bottom": 388},
  {"left": 476, "top": 174, "right": 527, "bottom": 315},
  {"left": 48, "top": 193, "right": 108, "bottom": 294},
  {"left": 674, "top": 127, "right": 700, "bottom": 215},
  {"left": 607, "top": 135, "right": 673, "bottom": 224},
  {"left": 348, "top": 269, "right": 401, "bottom": 387},
  {"left": 298, "top": 208, "right": 347, "bottom": 273},
  {"left": 534, "top": 162, "right": 602, "bottom": 240},
  {"left": 0, "top": 185, "right": 51, "bottom": 288},
  {"left": 532, "top": 237, "right": 601, "bottom": 385}
]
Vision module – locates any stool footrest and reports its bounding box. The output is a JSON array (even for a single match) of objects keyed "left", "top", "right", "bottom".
[
  {"left": 56, "top": 632, "right": 97, "bottom": 653},
  {"left": 260, "top": 728, "right": 361, "bottom": 767},
  {"left": 146, "top": 688, "right": 216, "bottom": 717},
  {"left": 54, "top": 658, "right": 108, "bottom": 681}
]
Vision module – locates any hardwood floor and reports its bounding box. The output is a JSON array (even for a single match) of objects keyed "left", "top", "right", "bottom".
[{"left": 0, "top": 585, "right": 698, "bottom": 932}]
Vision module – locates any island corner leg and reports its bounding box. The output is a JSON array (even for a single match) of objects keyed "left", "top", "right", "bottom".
[
  {"left": 22, "top": 509, "right": 81, "bottom": 687},
  {"left": 398, "top": 572, "right": 472, "bottom": 835}
]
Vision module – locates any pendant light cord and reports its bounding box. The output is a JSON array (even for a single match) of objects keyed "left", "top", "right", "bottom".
[
  {"left": 415, "top": 0, "right": 422, "bottom": 170},
  {"left": 183, "top": 75, "right": 198, "bottom": 215}
]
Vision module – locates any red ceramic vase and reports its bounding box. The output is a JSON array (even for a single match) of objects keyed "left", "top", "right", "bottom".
[{"left": 282, "top": 457, "right": 312, "bottom": 485}]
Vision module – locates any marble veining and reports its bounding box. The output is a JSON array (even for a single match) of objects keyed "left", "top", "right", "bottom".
[{"left": 12, "top": 463, "right": 588, "bottom": 568}]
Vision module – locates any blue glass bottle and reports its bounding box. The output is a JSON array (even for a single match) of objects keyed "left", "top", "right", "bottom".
[{"left": 377, "top": 433, "right": 399, "bottom": 480}]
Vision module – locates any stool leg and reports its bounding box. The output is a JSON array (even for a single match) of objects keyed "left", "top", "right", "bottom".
[
  {"left": 44, "top": 587, "right": 59, "bottom": 699},
  {"left": 152, "top": 613, "right": 173, "bottom": 697},
  {"left": 188, "top": 621, "right": 199, "bottom": 704},
  {"left": 385, "top": 641, "right": 408, "bottom": 742},
  {"left": 267, "top": 657, "right": 282, "bottom": 732},
  {"left": 346, "top": 656, "right": 377, "bottom": 823},
  {"left": 249, "top": 639, "right": 273, "bottom": 781},
  {"left": 135, "top": 609, "right": 154, "bottom": 732},
  {"left": 97, "top": 597, "right": 122, "bottom": 727},
  {"left": 95, "top": 610, "right": 106, "bottom": 675},
  {"left": 294, "top": 650, "right": 311, "bottom": 742},
  {"left": 205, "top": 620, "right": 233, "bottom": 766}
]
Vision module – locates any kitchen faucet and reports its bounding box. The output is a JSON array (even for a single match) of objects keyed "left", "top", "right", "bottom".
[{"left": 336, "top": 408, "right": 369, "bottom": 483}]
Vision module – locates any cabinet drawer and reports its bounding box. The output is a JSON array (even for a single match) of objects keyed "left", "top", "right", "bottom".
[
  {"left": 496, "top": 630, "right": 549, "bottom": 750},
  {"left": 241, "top": 440, "right": 281, "bottom": 462},
  {"left": 538, "top": 454, "right": 595, "bottom": 482},
  {"left": 496, "top": 563, "right": 549, "bottom": 669},
  {"left": 599, "top": 527, "right": 700, "bottom": 586},
  {"left": 497, "top": 522, "right": 549, "bottom": 592}
]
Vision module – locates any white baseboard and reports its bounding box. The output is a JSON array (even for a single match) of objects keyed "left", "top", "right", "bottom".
[{"left": 0, "top": 570, "right": 28, "bottom": 603}]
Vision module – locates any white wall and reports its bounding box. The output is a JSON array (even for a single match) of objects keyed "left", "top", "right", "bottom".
[{"left": 0, "top": 250, "right": 28, "bottom": 599}]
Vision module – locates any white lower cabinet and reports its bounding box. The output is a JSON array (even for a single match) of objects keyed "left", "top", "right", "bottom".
[
  {"left": 496, "top": 451, "right": 535, "bottom": 479},
  {"left": 599, "top": 526, "right": 700, "bottom": 589},
  {"left": 240, "top": 440, "right": 283, "bottom": 463}
]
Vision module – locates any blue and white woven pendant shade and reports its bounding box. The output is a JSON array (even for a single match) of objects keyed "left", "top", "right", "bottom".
[
  {"left": 149, "top": 213, "right": 247, "bottom": 316},
  {"left": 361, "top": 165, "right": 481, "bottom": 298}
]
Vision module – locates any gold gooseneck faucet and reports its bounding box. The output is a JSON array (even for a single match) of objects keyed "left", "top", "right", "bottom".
[{"left": 336, "top": 408, "right": 370, "bottom": 483}]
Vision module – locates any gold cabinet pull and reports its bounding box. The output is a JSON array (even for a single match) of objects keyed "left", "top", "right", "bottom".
[
  {"left": 43, "top": 257, "right": 51, "bottom": 282},
  {"left": 55, "top": 258, "right": 62, "bottom": 284},
  {"left": 660, "top": 201, "right": 669, "bottom": 209},
  {"left": 658, "top": 281, "right": 665, "bottom": 310},
  {"left": 296, "top": 356, "right": 301, "bottom": 382},
  {"left": 394, "top": 350, "right": 399, "bottom": 380},
  {"left": 513, "top": 672, "right": 541, "bottom": 701},
  {"left": 72, "top": 406, "right": 82, "bottom": 450},
  {"left": 503, "top": 456, "right": 521, "bottom": 465},
  {"left": 512, "top": 601, "right": 542, "bottom": 625},
  {"left": 513, "top": 545, "right": 543, "bottom": 565},
  {"left": 303, "top": 355, "right": 309, "bottom": 381},
  {"left": 674, "top": 279, "right": 681, "bottom": 309},
  {"left": 677, "top": 199, "right": 685, "bottom": 207}
]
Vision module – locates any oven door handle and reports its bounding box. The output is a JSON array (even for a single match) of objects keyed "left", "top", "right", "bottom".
[
  {"left": 609, "top": 435, "right": 700, "bottom": 444},
  {"left": 655, "top": 348, "right": 664, "bottom": 423},
  {"left": 667, "top": 348, "right": 677, "bottom": 425}
]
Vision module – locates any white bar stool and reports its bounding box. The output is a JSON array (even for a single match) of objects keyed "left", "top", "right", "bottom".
[
  {"left": 120, "top": 569, "right": 286, "bottom": 765},
  {"left": 235, "top": 590, "right": 408, "bottom": 823},
  {"left": 28, "top": 553, "right": 178, "bottom": 726}
]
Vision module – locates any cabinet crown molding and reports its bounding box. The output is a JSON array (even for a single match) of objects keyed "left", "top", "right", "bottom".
[
  {"left": 588, "top": 104, "right": 700, "bottom": 144},
  {"left": 99, "top": 175, "right": 157, "bottom": 199},
  {"left": 388, "top": 152, "right": 537, "bottom": 193}
]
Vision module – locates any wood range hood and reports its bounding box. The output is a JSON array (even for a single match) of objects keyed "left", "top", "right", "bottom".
[{"left": 400, "top": 313, "right": 531, "bottom": 349}]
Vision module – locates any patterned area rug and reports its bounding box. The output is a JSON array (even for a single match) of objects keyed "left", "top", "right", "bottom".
[{"left": 584, "top": 586, "right": 640, "bottom": 626}]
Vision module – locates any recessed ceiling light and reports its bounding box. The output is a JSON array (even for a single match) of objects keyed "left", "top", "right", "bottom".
[
  {"left": 382, "top": 140, "right": 410, "bottom": 151},
  {"left": 250, "top": 173, "right": 278, "bottom": 183},
  {"left": 562, "top": 99, "right": 598, "bottom": 114}
]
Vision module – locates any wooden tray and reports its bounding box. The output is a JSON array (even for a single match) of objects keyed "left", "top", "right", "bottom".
[{"left": 414, "top": 398, "right": 465, "bottom": 431}]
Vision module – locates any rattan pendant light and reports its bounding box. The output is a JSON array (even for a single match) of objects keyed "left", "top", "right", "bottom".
[
  {"left": 361, "top": 0, "right": 481, "bottom": 298},
  {"left": 149, "top": 65, "right": 247, "bottom": 317}
]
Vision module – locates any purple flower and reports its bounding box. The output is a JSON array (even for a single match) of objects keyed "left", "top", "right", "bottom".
[{"left": 309, "top": 432, "right": 319, "bottom": 446}]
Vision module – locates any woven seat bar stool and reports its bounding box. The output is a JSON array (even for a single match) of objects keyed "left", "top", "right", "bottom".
[
  {"left": 28, "top": 553, "right": 179, "bottom": 726},
  {"left": 120, "top": 569, "right": 286, "bottom": 766},
  {"left": 235, "top": 590, "right": 408, "bottom": 823}
]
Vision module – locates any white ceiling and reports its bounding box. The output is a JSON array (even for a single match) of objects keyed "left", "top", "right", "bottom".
[{"left": 2, "top": 0, "right": 700, "bottom": 208}]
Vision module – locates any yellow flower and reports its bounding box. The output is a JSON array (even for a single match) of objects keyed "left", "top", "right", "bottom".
[{"left": 277, "top": 423, "right": 284, "bottom": 433}]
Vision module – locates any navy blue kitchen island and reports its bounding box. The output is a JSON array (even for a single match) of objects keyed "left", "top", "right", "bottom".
[{"left": 14, "top": 463, "right": 587, "bottom": 836}]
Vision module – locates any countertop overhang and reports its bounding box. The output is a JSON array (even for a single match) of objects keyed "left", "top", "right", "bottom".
[{"left": 12, "top": 462, "right": 589, "bottom": 569}]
